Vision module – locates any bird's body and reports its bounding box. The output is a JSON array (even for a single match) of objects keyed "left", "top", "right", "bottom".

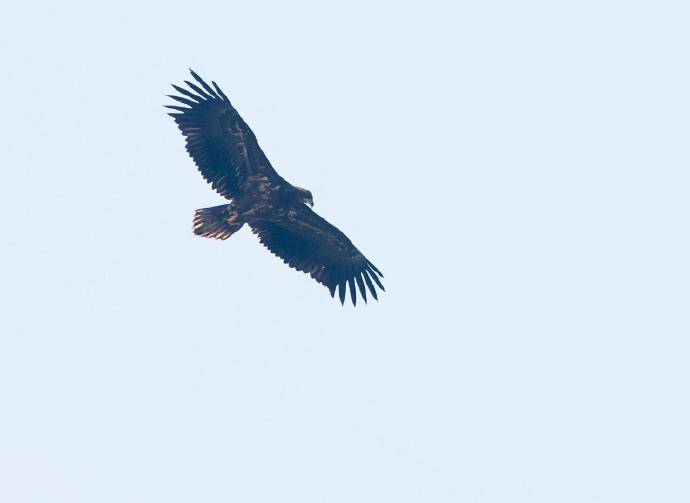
[{"left": 166, "top": 70, "right": 384, "bottom": 305}]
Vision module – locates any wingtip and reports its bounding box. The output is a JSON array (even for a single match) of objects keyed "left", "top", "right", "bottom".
[
  {"left": 212, "top": 80, "right": 230, "bottom": 102},
  {"left": 189, "top": 68, "right": 204, "bottom": 84},
  {"left": 366, "top": 260, "right": 384, "bottom": 277},
  {"left": 348, "top": 278, "right": 357, "bottom": 306},
  {"left": 338, "top": 283, "right": 346, "bottom": 305},
  {"left": 362, "top": 269, "right": 379, "bottom": 301}
]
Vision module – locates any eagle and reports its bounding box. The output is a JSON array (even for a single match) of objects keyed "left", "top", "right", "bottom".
[{"left": 166, "top": 70, "right": 384, "bottom": 305}]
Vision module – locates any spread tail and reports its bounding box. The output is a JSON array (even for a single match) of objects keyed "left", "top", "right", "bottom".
[{"left": 193, "top": 204, "right": 244, "bottom": 240}]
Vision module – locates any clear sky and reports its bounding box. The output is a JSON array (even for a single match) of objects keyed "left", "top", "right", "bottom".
[{"left": 1, "top": 1, "right": 688, "bottom": 502}]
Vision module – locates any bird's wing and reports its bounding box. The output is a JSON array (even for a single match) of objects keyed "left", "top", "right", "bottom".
[
  {"left": 250, "top": 205, "right": 384, "bottom": 305},
  {"left": 166, "top": 70, "right": 278, "bottom": 199}
]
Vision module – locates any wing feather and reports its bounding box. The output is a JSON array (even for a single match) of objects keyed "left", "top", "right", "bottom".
[
  {"left": 362, "top": 269, "right": 379, "bottom": 301},
  {"left": 171, "top": 84, "right": 204, "bottom": 102},
  {"left": 354, "top": 273, "right": 367, "bottom": 304},
  {"left": 190, "top": 69, "right": 221, "bottom": 98}
]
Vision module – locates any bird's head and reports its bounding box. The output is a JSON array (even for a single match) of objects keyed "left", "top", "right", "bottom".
[{"left": 295, "top": 186, "right": 314, "bottom": 207}]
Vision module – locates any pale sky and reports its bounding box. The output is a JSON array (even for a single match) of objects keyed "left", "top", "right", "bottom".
[{"left": 1, "top": 1, "right": 689, "bottom": 502}]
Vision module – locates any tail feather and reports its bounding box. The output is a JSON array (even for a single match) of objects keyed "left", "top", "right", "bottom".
[{"left": 193, "top": 204, "right": 244, "bottom": 240}]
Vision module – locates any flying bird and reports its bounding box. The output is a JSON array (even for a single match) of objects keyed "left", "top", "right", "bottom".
[{"left": 166, "top": 70, "right": 384, "bottom": 305}]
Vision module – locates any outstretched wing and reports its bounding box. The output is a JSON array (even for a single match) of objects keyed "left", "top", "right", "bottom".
[
  {"left": 166, "top": 70, "right": 277, "bottom": 199},
  {"left": 250, "top": 205, "right": 384, "bottom": 305}
]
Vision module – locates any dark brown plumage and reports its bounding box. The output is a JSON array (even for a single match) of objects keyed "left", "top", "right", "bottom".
[{"left": 166, "top": 70, "right": 384, "bottom": 305}]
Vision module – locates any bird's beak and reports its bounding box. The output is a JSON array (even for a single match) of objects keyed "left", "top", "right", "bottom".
[{"left": 306, "top": 197, "right": 314, "bottom": 207}]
